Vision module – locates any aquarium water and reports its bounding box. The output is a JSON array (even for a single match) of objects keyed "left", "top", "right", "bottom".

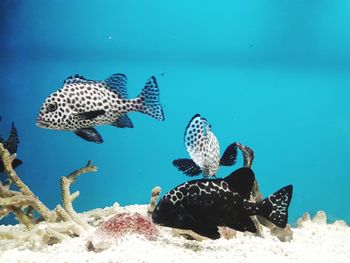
[{"left": 1, "top": 0, "right": 349, "bottom": 227}]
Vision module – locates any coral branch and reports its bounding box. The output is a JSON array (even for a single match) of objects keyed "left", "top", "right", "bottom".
[
  {"left": 147, "top": 186, "right": 161, "bottom": 217},
  {"left": 0, "top": 143, "right": 103, "bottom": 247},
  {"left": 60, "top": 160, "right": 97, "bottom": 230},
  {"left": 0, "top": 143, "right": 54, "bottom": 222},
  {"left": 8, "top": 206, "right": 36, "bottom": 227},
  {"left": 0, "top": 195, "right": 36, "bottom": 207},
  {"left": 0, "top": 207, "right": 10, "bottom": 219}
]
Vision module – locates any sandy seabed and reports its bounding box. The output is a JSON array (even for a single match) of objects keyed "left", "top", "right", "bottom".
[{"left": 0, "top": 204, "right": 349, "bottom": 263}]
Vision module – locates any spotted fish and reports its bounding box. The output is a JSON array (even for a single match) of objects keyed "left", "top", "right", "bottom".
[
  {"left": 152, "top": 167, "right": 293, "bottom": 239},
  {"left": 0, "top": 122, "right": 23, "bottom": 172},
  {"left": 173, "top": 114, "right": 238, "bottom": 177},
  {"left": 36, "top": 73, "right": 165, "bottom": 143}
]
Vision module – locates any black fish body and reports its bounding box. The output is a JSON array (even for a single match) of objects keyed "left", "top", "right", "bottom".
[{"left": 152, "top": 167, "right": 293, "bottom": 239}]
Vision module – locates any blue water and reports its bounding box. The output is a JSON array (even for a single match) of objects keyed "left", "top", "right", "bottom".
[{"left": 1, "top": 1, "right": 350, "bottom": 225}]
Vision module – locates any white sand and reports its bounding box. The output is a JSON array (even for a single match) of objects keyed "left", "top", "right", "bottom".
[{"left": 1, "top": 205, "right": 349, "bottom": 263}]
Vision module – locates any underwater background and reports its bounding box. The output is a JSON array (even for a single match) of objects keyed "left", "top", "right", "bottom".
[{"left": 1, "top": 0, "right": 349, "bottom": 225}]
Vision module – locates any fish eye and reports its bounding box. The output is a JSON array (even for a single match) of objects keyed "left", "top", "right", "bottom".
[{"left": 47, "top": 102, "right": 58, "bottom": 112}]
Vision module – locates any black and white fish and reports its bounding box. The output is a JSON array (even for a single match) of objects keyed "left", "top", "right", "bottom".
[
  {"left": 152, "top": 167, "right": 293, "bottom": 239},
  {"left": 0, "top": 122, "right": 23, "bottom": 172},
  {"left": 173, "top": 114, "right": 238, "bottom": 177},
  {"left": 36, "top": 73, "right": 165, "bottom": 143}
]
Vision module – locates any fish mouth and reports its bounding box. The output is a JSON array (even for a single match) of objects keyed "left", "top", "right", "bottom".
[{"left": 36, "top": 117, "right": 50, "bottom": 128}]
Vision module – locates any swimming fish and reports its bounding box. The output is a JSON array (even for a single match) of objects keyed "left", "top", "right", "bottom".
[
  {"left": 152, "top": 167, "right": 293, "bottom": 239},
  {"left": 173, "top": 114, "right": 238, "bottom": 177},
  {"left": 0, "top": 122, "right": 23, "bottom": 172},
  {"left": 36, "top": 73, "right": 165, "bottom": 143}
]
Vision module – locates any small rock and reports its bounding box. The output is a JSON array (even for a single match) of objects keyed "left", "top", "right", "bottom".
[
  {"left": 297, "top": 212, "right": 311, "bottom": 227},
  {"left": 312, "top": 211, "right": 327, "bottom": 225},
  {"left": 172, "top": 228, "right": 208, "bottom": 241},
  {"left": 333, "top": 220, "right": 348, "bottom": 228},
  {"left": 219, "top": 226, "right": 236, "bottom": 240},
  {"left": 270, "top": 225, "right": 293, "bottom": 242},
  {"left": 88, "top": 212, "right": 159, "bottom": 252}
]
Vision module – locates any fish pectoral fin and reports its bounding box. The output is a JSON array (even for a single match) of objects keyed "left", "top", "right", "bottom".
[
  {"left": 181, "top": 214, "right": 220, "bottom": 240},
  {"left": 112, "top": 114, "right": 134, "bottom": 128},
  {"left": 74, "top": 128, "right": 103, "bottom": 144},
  {"left": 172, "top": 158, "right": 202, "bottom": 177},
  {"left": 76, "top": 110, "right": 105, "bottom": 120},
  {"left": 219, "top": 143, "right": 238, "bottom": 166}
]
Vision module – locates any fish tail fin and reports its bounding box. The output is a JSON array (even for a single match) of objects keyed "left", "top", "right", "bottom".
[
  {"left": 258, "top": 185, "right": 293, "bottom": 228},
  {"left": 135, "top": 76, "right": 164, "bottom": 121}
]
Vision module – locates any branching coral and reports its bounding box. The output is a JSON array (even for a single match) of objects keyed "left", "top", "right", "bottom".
[
  {"left": 59, "top": 160, "right": 96, "bottom": 230},
  {"left": 0, "top": 142, "right": 98, "bottom": 247},
  {"left": 0, "top": 143, "right": 54, "bottom": 224},
  {"left": 147, "top": 186, "right": 161, "bottom": 217}
]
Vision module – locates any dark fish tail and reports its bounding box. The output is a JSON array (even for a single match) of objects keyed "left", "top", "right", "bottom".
[
  {"left": 255, "top": 185, "right": 293, "bottom": 228},
  {"left": 219, "top": 143, "right": 238, "bottom": 166},
  {"left": 133, "top": 76, "right": 164, "bottom": 121}
]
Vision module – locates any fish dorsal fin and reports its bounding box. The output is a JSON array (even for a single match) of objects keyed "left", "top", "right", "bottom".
[
  {"left": 224, "top": 167, "right": 255, "bottom": 199},
  {"left": 104, "top": 73, "right": 128, "bottom": 99},
  {"left": 63, "top": 74, "right": 95, "bottom": 85},
  {"left": 184, "top": 114, "right": 220, "bottom": 176}
]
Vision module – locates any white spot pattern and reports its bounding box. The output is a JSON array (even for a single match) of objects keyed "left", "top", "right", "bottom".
[
  {"left": 36, "top": 74, "right": 164, "bottom": 131},
  {"left": 184, "top": 115, "right": 220, "bottom": 177}
]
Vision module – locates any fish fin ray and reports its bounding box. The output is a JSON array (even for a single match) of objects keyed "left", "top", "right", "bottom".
[
  {"left": 136, "top": 76, "right": 164, "bottom": 121},
  {"left": 220, "top": 143, "right": 238, "bottom": 166},
  {"left": 112, "top": 114, "right": 134, "bottom": 128},
  {"left": 172, "top": 158, "right": 202, "bottom": 177},
  {"left": 63, "top": 74, "right": 94, "bottom": 85},
  {"left": 104, "top": 73, "right": 128, "bottom": 99},
  {"left": 224, "top": 167, "right": 255, "bottom": 199},
  {"left": 74, "top": 128, "right": 103, "bottom": 144},
  {"left": 258, "top": 185, "right": 293, "bottom": 228}
]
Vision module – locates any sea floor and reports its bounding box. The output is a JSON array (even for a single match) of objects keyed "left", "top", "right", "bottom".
[{"left": 0, "top": 204, "right": 349, "bottom": 263}]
